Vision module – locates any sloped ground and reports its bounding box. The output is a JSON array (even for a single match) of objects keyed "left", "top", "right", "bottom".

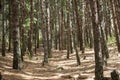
[{"left": 0, "top": 47, "right": 120, "bottom": 80}]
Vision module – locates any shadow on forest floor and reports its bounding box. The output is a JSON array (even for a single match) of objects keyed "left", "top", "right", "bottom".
[{"left": 0, "top": 46, "right": 120, "bottom": 80}]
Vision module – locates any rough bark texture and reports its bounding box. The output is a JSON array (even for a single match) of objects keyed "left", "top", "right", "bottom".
[
  {"left": 89, "top": 0, "right": 103, "bottom": 80},
  {"left": 12, "top": 0, "right": 22, "bottom": 70},
  {"left": 74, "top": 0, "right": 84, "bottom": 53}
]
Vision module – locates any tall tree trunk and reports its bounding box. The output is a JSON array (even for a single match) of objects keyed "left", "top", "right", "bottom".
[
  {"left": 45, "top": 0, "right": 51, "bottom": 58},
  {"left": 100, "top": 0, "right": 109, "bottom": 66},
  {"left": 40, "top": 0, "right": 49, "bottom": 64},
  {"left": 12, "top": 0, "right": 22, "bottom": 70},
  {"left": 8, "top": 0, "right": 12, "bottom": 52},
  {"left": 28, "top": 0, "right": 34, "bottom": 57},
  {"left": 72, "top": 0, "right": 81, "bottom": 65},
  {"left": 89, "top": 0, "right": 103, "bottom": 80},
  {"left": 36, "top": 0, "right": 40, "bottom": 49},
  {"left": 66, "top": 0, "right": 70, "bottom": 59},
  {"left": 73, "top": 27, "right": 81, "bottom": 65},
  {"left": 110, "top": 0, "right": 120, "bottom": 52},
  {"left": 74, "top": 0, "right": 84, "bottom": 53},
  {"left": 2, "top": 0, "right": 5, "bottom": 56},
  {"left": 20, "top": 0, "right": 26, "bottom": 61}
]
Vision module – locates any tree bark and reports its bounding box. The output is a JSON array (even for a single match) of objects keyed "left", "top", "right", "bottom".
[
  {"left": 2, "top": 0, "right": 5, "bottom": 57},
  {"left": 89, "top": 0, "right": 103, "bottom": 80},
  {"left": 12, "top": 0, "right": 22, "bottom": 70},
  {"left": 74, "top": 0, "right": 84, "bottom": 53}
]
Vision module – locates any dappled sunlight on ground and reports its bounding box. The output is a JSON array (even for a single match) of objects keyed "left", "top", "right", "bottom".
[{"left": 0, "top": 46, "right": 119, "bottom": 80}]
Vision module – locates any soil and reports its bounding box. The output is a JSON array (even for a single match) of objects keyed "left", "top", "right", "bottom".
[{"left": 0, "top": 46, "right": 120, "bottom": 80}]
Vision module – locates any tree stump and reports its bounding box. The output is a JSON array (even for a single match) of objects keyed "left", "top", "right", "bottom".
[{"left": 111, "top": 70, "right": 120, "bottom": 80}]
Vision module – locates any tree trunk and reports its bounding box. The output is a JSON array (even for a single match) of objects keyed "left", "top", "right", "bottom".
[
  {"left": 110, "top": 0, "right": 120, "bottom": 52},
  {"left": 8, "top": 0, "right": 12, "bottom": 52},
  {"left": 74, "top": 0, "right": 84, "bottom": 53},
  {"left": 12, "top": 0, "right": 22, "bottom": 70},
  {"left": 89, "top": 0, "right": 103, "bottom": 80},
  {"left": 2, "top": 0, "right": 5, "bottom": 57},
  {"left": 28, "top": 0, "right": 34, "bottom": 57},
  {"left": 40, "top": 0, "right": 49, "bottom": 64}
]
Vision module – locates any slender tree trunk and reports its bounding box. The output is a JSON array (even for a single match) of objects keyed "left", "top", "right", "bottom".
[
  {"left": 66, "top": 0, "right": 70, "bottom": 59},
  {"left": 72, "top": 0, "right": 81, "bottom": 65},
  {"left": 110, "top": 0, "right": 120, "bottom": 52},
  {"left": 74, "top": 0, "right": 84, "bottom": 53},
  {"left": 37, "top": 0, "right": 41, "bottom": 49},
  {"left": 28, "top": 0, "right": 34, "bottom": 57},
  {"left": 20, "top": 0, "right": 26, "bottom": 61},
  {"left": 2, "top": 0, "right": 5, "bottom": 56},
  {"left": 73, "top": 28, "right": 81, "bottom": 65},
  {"left": 100, "top": 0, "right": 109, "bottom": 66},
  {"left": 40, "top": 0, "right": 49, "bottom": 64},
  {"left": 8, "top": 0, "right": 12, "bottom": 52},
  {"left": 45, "top": 0, "right": 51, "bottom": 58}
]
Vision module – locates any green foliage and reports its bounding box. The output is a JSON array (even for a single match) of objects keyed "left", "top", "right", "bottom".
[
  {"left": 25, "top": 0, "right": 31, "bottom": 11},
  {"left": 23, "top": 17, "right": 37, "bottom": 30},
  {"left": 107, "top": 34, "right": 116, "bottom": 46},
  {"left": 23, "top": 18, "right": 30, "bottom": 29}
]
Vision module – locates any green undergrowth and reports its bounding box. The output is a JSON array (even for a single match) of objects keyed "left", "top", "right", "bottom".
[{"left": 107, "top": 35, "right": 116, "bottom": 47}]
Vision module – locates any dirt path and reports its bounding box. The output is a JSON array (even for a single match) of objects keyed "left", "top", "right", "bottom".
[{"left": 0, "top": 47, "right": 120, "bottom": 80}]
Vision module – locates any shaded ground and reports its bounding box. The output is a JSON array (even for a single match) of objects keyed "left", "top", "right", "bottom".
[{"left": 0, "top": 46, "right": 120, "bottom": 80}]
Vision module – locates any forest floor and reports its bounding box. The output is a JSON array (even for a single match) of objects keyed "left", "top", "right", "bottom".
[{"left": 0, "top": 46, "right": 120, "bottom": 80}]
